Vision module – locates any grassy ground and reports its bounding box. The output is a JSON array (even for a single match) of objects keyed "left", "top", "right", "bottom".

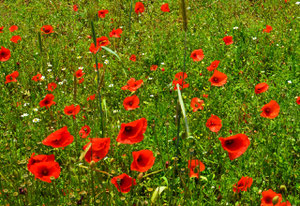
[{"left": 0, "top": 0, "right": 299, "bottom": 205}]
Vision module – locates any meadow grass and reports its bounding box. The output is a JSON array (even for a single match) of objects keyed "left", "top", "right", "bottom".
[{"left": 0, "top": 0, "right": 299, "bottom": 205}]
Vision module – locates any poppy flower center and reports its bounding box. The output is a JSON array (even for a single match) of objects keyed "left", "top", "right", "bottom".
[
  {"left": 128, "top": 101, "right": 133, "bottom": 106},
  {"left": 265, "top": 196, "right": 272, "bottom": 203},
  {"left": 213, "top": 77, "right": 219, "bottom": 82},
  {"left": 44, "top": 28, "right": 50, "bottom": 33},
  {"left": 225, "top": 140, "right": 234, "bottom": 146},
  {"left": 10, "top": 76, "right": 13, "bottom": 80},
  {"left": 42, "top": 169, "right": 49, "bottom": 176},
  {"left": 125, "top": 126, "right": 132, "bottom": 133},
  {"left": 1, "top": 51, "right": 5, "bottom": 56},
  {"left": 264, "top": 108, "right": 271, "bottom": 114},
  {"left": 44, "top": 100, "right": 50, "bottom": 105}
]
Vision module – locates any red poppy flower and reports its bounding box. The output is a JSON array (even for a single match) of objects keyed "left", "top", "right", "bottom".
[
  {"left": 111, "top": 173, "right": 136, "bottom": 193},
  {"left": 233, "top": 176, "right": 253, "bottom": 193},
  {"left": 223, "top": 36, "right": 233, "bottom": 45},
  {"left": 79, "top": 125, "right": 91, "bottom": 138},
  {"left": 219, "top": 134, "right": 250, "bottom": 160},
  {"left": 10, "top": 35, "right": 21, "bottom": 43},
  {"left": 109, "top": 28, "right": 122, "bottom": 38},
  {"left": 29, "top": 161, "right": 61, "bottom": 183},
  {"left": 42, "top": 126, "right": 73, "bottom": 148},
  {"left": 0, "top": 46, "right": 11, "bottom": 62},
  {"left": 93, "top": 63, "right": 104, "bottom": 70},
  {"left": 98, "top": 10, "right": 109, "bottom": 18},
  {"left": 47, "top": 82, "right": 57, "bottom": 92},
  {"left": 207, "top": 60, "right": 220, "bottom": 71},
  {"left": 190, "top": 49, "right": 204, "bottom": 62},
  {"left": 64, "top": 105, "right": 80, "bottom": 117},
  {"left": 83, "top": 138, "right": 110, "bottom": 163},
  {"left": 206, "top": 114, "right": 222, "bottom": 133},
  {"left": 9, "top": 25, "right": 18, "bottom": 32},
  {"left": 255, "top": 83, "right": 269, "bottom": 94},
  {"left": 261, "top": 189, "right": 282, "bottom": 206},
  {"left": 203, "top": 94, "right": 208, "bottom": 98},
  {"left": 74, "top": 69, "right": 85, "bottom": 78},
  {"left": 5, "top": 71, "right": 19, "bottom": 84},
  {"left": 297, "top": 96, "right": 300, "bottom": 105},
  {"left": 279, "top": 201, "right": 291, "bottom": 206},
  {"left": 172, "top": 72, "right": 189, "bottom": 90},
  {"left": 161, "top": 3, "right": 170, "bottom": 12},
  {"left": 73, "top": 4, "right": 78, "bottom": 12},
  {"left": 263, "top": 25, "right": 273, "bottom": 33},
  {"left": 39, "top": 94, "right": 56, "bottom": 109},
  {"left": 135, "top": 2, "right": 145, "bottom": 14},
  {"left": 89, "top": 43, "right": 101, "bottom": 54},
  {"left": 117, "top": 118, "right": 147, "bottom": 144},
  {"left": 188, "top": 160, "right": 205, "bottom": 178},
  {"left": 78, "top": 78, "right": 84, "bottom": 84},
  {"left": 131, "top": 150, "right": 155, "bottom": 172},
  {"left": 0, "top": 26, "right": 3, "bottom": 33},
  {"left": 190, "top": 98, "right": 204, "bottom": 112},
  {"left": 32, "top": 73, "right": 42, "bottom": 82},
  {"left": 96, "top": 36, "right": 110, "bottom": 47},
  {"left": 150, "top": 65, "right": 158, "bottom": 71},
  {"left": 27, "top": 153, "right": 55, "bottom": 173},
  {"left": 261, "top": 100, "right": 280, "bottom": 119},
  {"left": 129, "top": 54, "right": 136, "bottom": 62},
  {"left": 209, "top": 70, "right": 228, "bottom": 86},
  {"left": 123, "top": 95, "right": 140, "bottom": 111},
  {"left": 121, "top": 78, "right": 143, "bottom": 92},
  {"left": 41, "top": 25, "right": 54, "bottom": 34},
  {"left": 87, "top": 94, "right": 96, "bottom": 101}
]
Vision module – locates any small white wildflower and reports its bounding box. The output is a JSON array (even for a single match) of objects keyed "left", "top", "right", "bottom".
[
  {"left": 47, "top": 69, "right": 52, "bottom": 72},
  {"left": 296, "top": 2, "right": 300, "bottom": 5},
  {"left": 276, "top": 44, "right": 279, "bottom": 46},
  {"left": 35, "top": 52, "right": 38, "bottom": 55},
  {"left": 47, "top": 63, "right": 52, "bottom": 67},
  {"left": 21, "top": 113, "right": 29, "bottom": 117},
  {"left": 211, "top": 186, "right": 215, "bottom": 189},
  {"left": 161, "top": 62, "right": 165, "bottom": 65},
  {"left": 77, "top": 56, "right": 82, "bottom": 59},
  {"left": 104, "top": 60, "right": 109, "bottom": 65},
  {"left": 261, "top": 71, "right": 265, "bottom": 73},
  {"left": 290, "top": 29, "right": 292, "bottom": 31},
  {"left": 102, "top": 55, "right": 106, "bottom": 58},
  {"left": 103, "top": 157, "right": 109, "bottom": 160},
  {"left": 32, "top": 118, "right": 41, "bottom": 123},
  {"left": 233, "top": 27, "right": 239, "bottom": 30},
  {"left": 141, "top": 53, "right": 145, "bottom": 55},
  {"left": 23, "top": 103, "right": 30, "bottom": 107},
  {"left": 187, "top": 7, "right": 191, "bottom": 10},
  {"left": 58, "top": 81, "right": 64, "bottom": 85},
  {"left": 41, "top": 76, "right": 45, "bottom": 80},
  {"left": 109, "top": 84, "right": 114, "bottom": 87},
  {"left": 113, "top": 110, "right": 119, "bottom": 113},
  {"left": 78, "top": 66, "right": 84, "bottom": 70},
  {"left": 148, "top": 77, "right": 153, "bottom": 80},
  {"left": 33, "top": 108, "right": 38, "bottom": 112},
  {"left": 150, "top": 94, "right": 154, "bottom": 98},
  {"left": 78, "top": 36, "right": 82, "bottom": 39},
  {"left": 62, "top": 67, "right": 66, "bottom": 71},
  {"left": 287, "top": 80, "right": 292, "bottom": 84},
  {"left": 252, "top": 37, "right": 257, "bottom": 40},
  {"left": 63, "top": 79, "right": 67, "bottom": 82},
  {"left": 120, "top": 26, "right": 123, "bottom": 29}
]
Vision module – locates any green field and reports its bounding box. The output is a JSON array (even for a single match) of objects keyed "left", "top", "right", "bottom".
[{"left": 0, "top": 0, "right": 299, "bottom": 205}]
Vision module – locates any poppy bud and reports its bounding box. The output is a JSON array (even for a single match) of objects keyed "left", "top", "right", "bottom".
[
  {"left": 50, "top": 176, "right": 55, "bottom": 181},
  {"left": 280, "top": 185, "right": 287, "bottom": 193},
  {"left": 272, "top": 196, "right": 279, "bottom": 205},
  {"left": 137, "top": 172, "right": 143, "bottom": 180},
  {"left": 165, "top": 161, "right": 169, "bottom": 168},
  {"left": 90, "top": 160, "right": 96, "bottom": 168}
]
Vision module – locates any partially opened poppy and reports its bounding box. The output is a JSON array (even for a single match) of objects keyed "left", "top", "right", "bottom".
[
  {"left": 42, "top": 126, "right": 74, "bottom": 148},
  {"left": 123, "top": 95, "right": 140, "bottom": 111},
  {"left": 190, "top": 49, "right": 204, "bottom": 62},
  {"left": 135, "top": 2, "right": 145, "bottom": 14},
  {"left": 297, "top": 97, "right": 300, "bottom": 105},
  {"left": 109, "top": 28, "right": 122, "bottom": 38},
  {"left": 223, "top": 36, "right": 233, "bottom": 45},
  {"left": 9, "top": 25, "right": 18, "bottom": 32},
  {"left": 83, "top": 138, "right": 110, "bottom": 163},
  {"left": 79, "top": 125, "right": 91, "bottom": 138},
  {"left": 32, "top": 73, "right": 42, "bottom": 82},
  {"left": 206, "top": 114, "right": 222, "bottom": 132},
  {"left": 121, "top": 78, "right": 143, "bottom": 92},
  {"left": 111, "top": 173, "right": 136, "bottom": 193},
  {"left": 0, "top": 46, "right": 11, "bottom": 62},
  {"left": 190, "top": 98, "right": 204, "bottom": 112},
  {"left": 233, "top": 176, "right": 253, "bottom": 193},
  {"left": 74, "top": 69, "right": 85, "bottom": 78},
  {"left": 29, "top": 161, "right": 61, "bottom": 183},
  {"left": 27, "top": 153, "right": 55, "bottom": 173},
  {"left": 131, "top": 150, "right": 155, "bottom": 172},
  {"left": 255, "top": 83, "right": 269, "bottom": 94},
  {"left": 219, "top": 134, "right": 250, "bottom": 160},
  {"left": 188, "top": 160, "right": 205, "bottom": 178},
  {"left": 39, "top": 94, "right": 56, "bottom": 109},
  {"left": 0, "top": 26, "right": 3, "bottom": 33},
  {"left": 96, "top": 36, "right": 110, "bottom": 47},
  {"left": 41, "top": 25, "right": 54, "bottom": 34},
  {"left": 261, "top": 100, "right": 280, "bottom": 119},
  {"left": 64, "top": 105, "right": 80, "bottom": 117},
  {"left": 98, "top": 10, "right": 109, "bottom": 18},
  {"left": 209, "top": 70, "right": 227, "bottom": 86},
  {"left": 263, "top": 25, "right": 273, "bottom": 33},
  {"left": 73, "top": 4, "right": 78, "bottom": 12},
  {"left": 161, "top": 3, "right": 170, "bottom": 12},
  {"left": 150, "top": 65, "right": 158, "bottom": 71},
  {"left": 117, "top": 118, "right": 147, "bottom": 144},
  {"left": 47, "top": 82, "right": 57, "bottom": 92},
  {"left": 5, "top": 71, "right": 19, "bottom": 84},
  {"left": 172, "top": 72, "right": 189, "bottom": 90},
  {"left": 207, "top": 60, "right": 220, "bottom": 71},
  {"left": 129, "top": 54, "right": 136, "bottom": 62},
  {"left": 10, "top": 35, "right": 21, "bottom": 43},
  {"left": 261, "top": 189, "right": 282, "bottom": 206},
  {"left": 87, "top": 94, "right": 96, "bottom": 101}
]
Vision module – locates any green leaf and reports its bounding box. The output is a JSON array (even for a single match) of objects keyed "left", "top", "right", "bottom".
[
  {"left": 151, "top": 186, "right": 168, "bottom": 204},
  {"left": 101, "top": 46, "right": 121, "bottom": 61}
]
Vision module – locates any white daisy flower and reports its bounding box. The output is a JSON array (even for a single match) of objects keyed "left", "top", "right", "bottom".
[{"left": 32, "top": 118, "right": 41, "bottom": 123}]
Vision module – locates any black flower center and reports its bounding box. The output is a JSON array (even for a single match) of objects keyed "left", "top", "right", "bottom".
[
  {"left": 213, "top": 77, "right": 219, "bottom": 82},
  {"left": 225, "top": 140, "right": 234, "bottom": 146},
  {"left": 125, "top": 126, "right": 132, "bottom": 132}
]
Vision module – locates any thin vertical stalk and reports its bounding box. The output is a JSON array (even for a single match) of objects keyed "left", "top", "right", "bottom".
[{"left": 128, "top": 0, "right": 133, "bottom": 31}]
